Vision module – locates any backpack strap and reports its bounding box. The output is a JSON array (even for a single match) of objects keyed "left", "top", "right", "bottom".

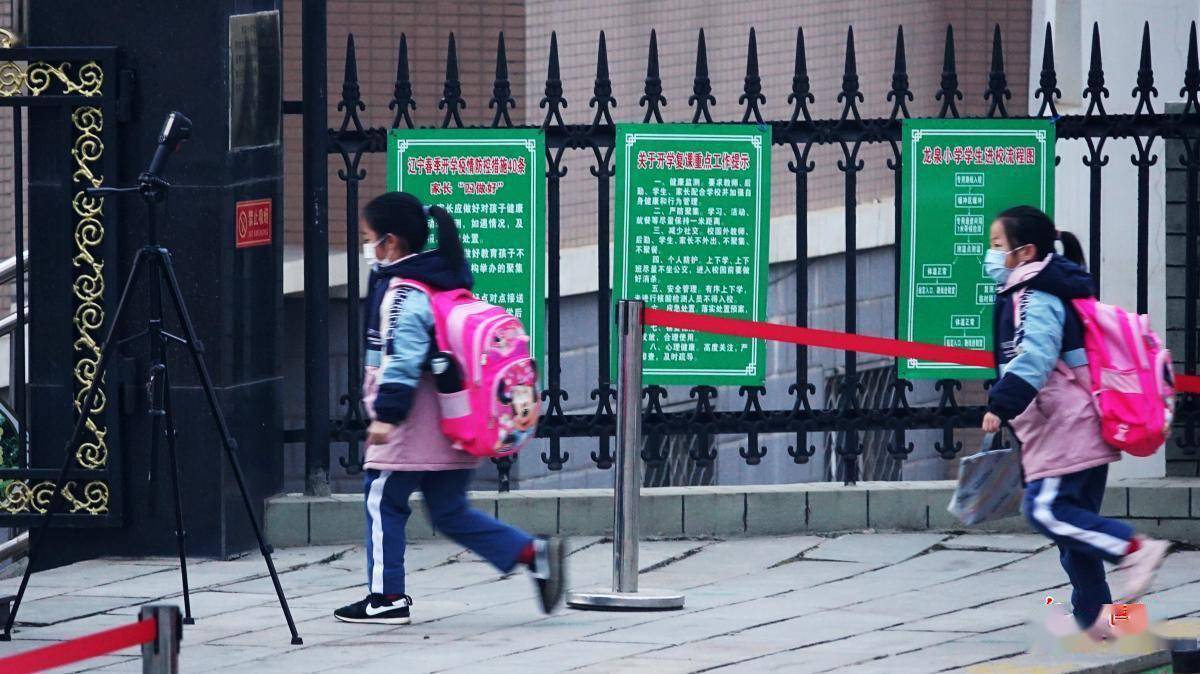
[
  {"left": 391, "top": 278, "right": 464, "bottom": 353},
  {"left": 1012, "top": 287, "right": 1072, "bottom": 377},
  {"left": 387, "top": 278, "right": 438, "bottom": 350}
]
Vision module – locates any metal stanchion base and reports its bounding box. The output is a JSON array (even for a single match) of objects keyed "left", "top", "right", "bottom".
[{"left": 566, "top": 589, "right": 685, "bottom": 611}]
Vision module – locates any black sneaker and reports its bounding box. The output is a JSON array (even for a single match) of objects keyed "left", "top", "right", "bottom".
[
  {"left": 333, "top": 593, "right": 412, "bottom": 625},
  {"left": 530, "top": 536, "right": 566, "bottom": 614}
]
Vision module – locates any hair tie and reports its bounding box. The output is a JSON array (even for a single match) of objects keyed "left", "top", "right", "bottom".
[{"left": 422, "top": 205, "right": 431, "bottom": 216}]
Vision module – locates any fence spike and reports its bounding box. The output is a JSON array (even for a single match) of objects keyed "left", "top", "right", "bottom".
[
  {"left": 788, "top": 27, "right": 813, "bottom": 124},
  {"left": 440, "top": 32, "right": 465, "bottom": 127},
  {"left": 1036, "top": 22, "right": 1061, "bottom": 117},
  {"left": 691, "top": 28, "right": 715, "bottom": 123},
  {"left": 540, "top": 31, "right": 566, "bottom": 127},
  {"left": 1184, "top": 22, "right": 1200, "bottom": 115},
  {"left": 338, "top": 34, "right": 365, "bottom": 127},
  {"left": 1084, "top": 22, "right": 1109, "bottom": 116},
  {"left": 740, "top": 27, "right": 765, "bottom": 123},
  {"left": 937, "top": 25, "right": 962, "bottom": 117},
  {"left": 590, "top": 30, "right": 615, "bottom": 124},
  {"left": 596, "top": 30, "right": 611, "bottom": 90},
  {"left": 838, "top": 25, "right": 862, "bottom": 120},
  {"left": 342, "top": 33, "right": 359, "bottom": 93},
  {"left": 1133, "top": 22, "right": 1157, "bottom": 115},
  {"left": 490, "top": 32, "right": 515, "bottom": 126},
  {"left": 985, "top": 24, "right": 1010, "bottom": 117},
  {"left": 888, "top": 25, "right": 912, "bottom": 119},
  {"left": 548, "top": 30, "right": 561, "bottom": 84},
  {"left": 390, "top": 33, "right": 415, "bottom": 128},
  {"left": 495, "top": 31, "right": 509, "bottom": 81},
  {"left": 640, "top": 29, "right": 666, "bottom": 123}
]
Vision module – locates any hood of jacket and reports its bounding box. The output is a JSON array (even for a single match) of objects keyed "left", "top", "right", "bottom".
[{"left": 371, "top": 248, "right": 473, "bottom": 291}]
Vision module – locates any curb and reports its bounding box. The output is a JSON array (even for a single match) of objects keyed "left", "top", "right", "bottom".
[{"left": 265, "top": 478, "right": 1200, "bottom": 548}]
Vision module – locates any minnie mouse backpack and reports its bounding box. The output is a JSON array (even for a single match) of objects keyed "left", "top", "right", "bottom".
[{"left": 395, "top": 279, "right": 540, "bottom": 458}]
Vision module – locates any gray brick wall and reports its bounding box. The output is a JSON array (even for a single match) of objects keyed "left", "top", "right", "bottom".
[{"left": 1164, "top": 102, "right": 1199, "bottom": 477}]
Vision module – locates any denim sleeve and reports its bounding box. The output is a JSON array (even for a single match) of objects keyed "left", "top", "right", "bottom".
[
  {"left": 374, "top": 289, "right": 433, "bottom": 424},
  {"left": 987, "top": 290, "right": 1064, "bottom": 420}
]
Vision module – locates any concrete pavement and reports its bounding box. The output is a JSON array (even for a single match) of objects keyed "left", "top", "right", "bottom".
[{"left": 0, "top": 532, "right": 1193, "bottom": 672}]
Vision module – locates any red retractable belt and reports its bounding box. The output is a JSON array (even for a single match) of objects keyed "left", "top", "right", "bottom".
[
  {"left": 0, "top": 618, "right": 157, "bottom": 674},
  {"left": 642, "top": 307, "right": 1200, "bottom": 394}
]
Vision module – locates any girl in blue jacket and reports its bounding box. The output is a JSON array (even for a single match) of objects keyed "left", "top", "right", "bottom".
[{"left": 982, "top": 206, "right": 1169, "bottom": 641}]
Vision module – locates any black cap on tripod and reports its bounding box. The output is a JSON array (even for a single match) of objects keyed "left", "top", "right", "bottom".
[{"left": 144, "top": 111, "right": 192, "bottom": 181}]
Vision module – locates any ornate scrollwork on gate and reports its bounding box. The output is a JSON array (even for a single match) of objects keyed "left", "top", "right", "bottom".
[
  {"left": 0, "top": 478, "right": 108, "bottom": 515},
  {"left": 0, "top": 60, "right": 102, "bottom": 97},
  {"left": 71, "top": 105, "right": 107, "bottom": 475},
  {"left": 0, "top": 57, "right": 109, "bottom": 516}
]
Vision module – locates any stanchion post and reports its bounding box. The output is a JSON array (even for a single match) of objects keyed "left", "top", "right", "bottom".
[
  {"left": 613, "top": 298, "right": 642, "bottom": 594},
  {"left": 140, "top": 604, "right": 180, "bottom": 674},
  {"left": 567, "top": 300, "right": 684, "bottom": 611}
]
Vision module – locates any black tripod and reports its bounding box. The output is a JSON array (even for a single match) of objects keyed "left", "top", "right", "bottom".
[{"left": 1, "top": 115, "right": 302, "bottom": 644}]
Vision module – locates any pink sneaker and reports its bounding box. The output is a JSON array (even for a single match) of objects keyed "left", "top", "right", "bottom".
[{"left": 1113, "top": 536, "right": 1171, "bottom": 603}]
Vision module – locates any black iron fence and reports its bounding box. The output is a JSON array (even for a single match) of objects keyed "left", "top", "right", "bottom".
[{"left": 302, "top": 21, "right": 1200, "bottom": 491}]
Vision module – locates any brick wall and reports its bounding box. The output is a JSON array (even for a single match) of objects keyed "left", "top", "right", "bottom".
[
  {"left": 281, "top": 0, "right": 528, "bottom": 246},
  {"left": 522, "top": 0, "right": 1031, "bottom": 248},
  {"left": 1165, "top": 102, "right": 1199, "bottom": 477},
  {"left": 285, "top": 0, "right": 1030, "bottom": 251}
]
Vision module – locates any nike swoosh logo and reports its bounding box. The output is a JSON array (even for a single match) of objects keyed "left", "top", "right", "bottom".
[{"left": 364, "top": 602, "right": 399, "bottom": 616}]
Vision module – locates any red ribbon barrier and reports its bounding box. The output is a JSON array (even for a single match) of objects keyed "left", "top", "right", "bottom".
[
  {"left": 1180, "top": 375, "right": 1200, "bottom": 395},
  {"left": 642, "top": 307, "right": 1200, "bottom": 395},
  {"left": 0, "top": 617, "right": 157, "bottom": 674}
]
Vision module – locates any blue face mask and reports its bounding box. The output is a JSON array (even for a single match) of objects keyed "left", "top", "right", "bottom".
[{"left": 983, "top": 248, "right": 1010, "bottom": 285}]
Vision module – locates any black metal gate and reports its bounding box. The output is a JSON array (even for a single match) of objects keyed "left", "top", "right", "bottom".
[
  {"left": 0, "top": 45, "right": 125, "bottom": 525},
  {"left": 301, "top": 20, "right": 1200, "bottom": 490}
]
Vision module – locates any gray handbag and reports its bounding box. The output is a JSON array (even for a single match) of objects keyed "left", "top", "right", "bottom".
[{"left": 947, "top": 430, "right": 1024, "bottom": 525}]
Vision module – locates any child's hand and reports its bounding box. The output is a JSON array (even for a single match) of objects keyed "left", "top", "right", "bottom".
[
  {"left": 981, "top": 412, "right": 1001, "bottom": 434},
  {"left": 367, "top": 421, "right": 396, "bottom": 446}
]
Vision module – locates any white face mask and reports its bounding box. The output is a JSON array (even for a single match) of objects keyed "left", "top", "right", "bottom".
[{"left": 362, "top": 237, "right": 384, "bottom": 264}]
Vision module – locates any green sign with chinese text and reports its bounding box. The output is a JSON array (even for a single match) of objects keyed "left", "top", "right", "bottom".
[
  {"left": 613, "top": 123, "right": 771, "bottom": 385},
  {"left": 387, "top": 128, "right": 546, "bottom": 370},
  {"left": 899, "top": 118, "right": 1054, "bottom": 379}
]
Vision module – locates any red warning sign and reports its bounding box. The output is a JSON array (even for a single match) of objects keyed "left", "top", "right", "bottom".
[{"left": 235, "top": 198, "right": 272, "bottom": 248}]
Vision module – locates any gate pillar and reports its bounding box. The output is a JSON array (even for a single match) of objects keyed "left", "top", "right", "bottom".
[{"left": 27, "top": 0, "right": 285, "bottom": 564}]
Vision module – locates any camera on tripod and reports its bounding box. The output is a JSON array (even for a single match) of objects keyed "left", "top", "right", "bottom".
[
  {"left": 141, "top": 111, "right": 192, "bottom": 193},
  {"left": 84, "top": 110, "right": 193, "bottom": 201},
  {"left": 6, "top": 109, "right": 304, "bottom": 644}
]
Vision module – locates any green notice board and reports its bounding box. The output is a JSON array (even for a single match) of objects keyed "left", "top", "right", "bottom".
[
  {"left": 899, "top": 118, "right": 1054, "bottom": 380},
  {"left": 613, "top": 123, "right": 771, "bottom": 385},
  {"left": 387, "top": 128, "right": 546, "bottom": 369}
]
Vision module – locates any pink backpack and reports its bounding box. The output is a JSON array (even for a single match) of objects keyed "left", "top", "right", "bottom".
[
  {"left": 397, "top": 279, "right": 540, "bottom": 458},
  {"left": 1070, "top": 297, "right": 1175, "bottom": 456}
]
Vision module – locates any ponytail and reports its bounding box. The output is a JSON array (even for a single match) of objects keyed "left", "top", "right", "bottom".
[
  {"left": 363, "top": 192, "right": 466, "bottom": 268},
  {"left": 427, "top": 204, "right": 465, "bottom": 269},
  {"left": 1057, "top": 230, "right": 1086, "bottom": 269}
]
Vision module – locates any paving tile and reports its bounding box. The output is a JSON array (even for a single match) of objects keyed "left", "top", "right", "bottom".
[
  {"left": 804, "top": 532, "right": 947, "bottom": 564},
  {"left": 940, "top": 534, "right": 1052, "bottom": 553},
  {"left": 4, "top": 532, "right": 1191, "bottom": 673}
]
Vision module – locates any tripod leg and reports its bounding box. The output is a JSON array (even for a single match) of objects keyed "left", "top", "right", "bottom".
[
  {"left": 155, "top": 250, "right": 303, "bottom": 645},
  {"left": 2, "top": 249, "right": 150, "bottom": 640},
  {"left": 160, "top": 368, "right": 194, "bottom": 625},
  {"left": 146, "top": 373, "right": 163, "bottom": 518}
]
